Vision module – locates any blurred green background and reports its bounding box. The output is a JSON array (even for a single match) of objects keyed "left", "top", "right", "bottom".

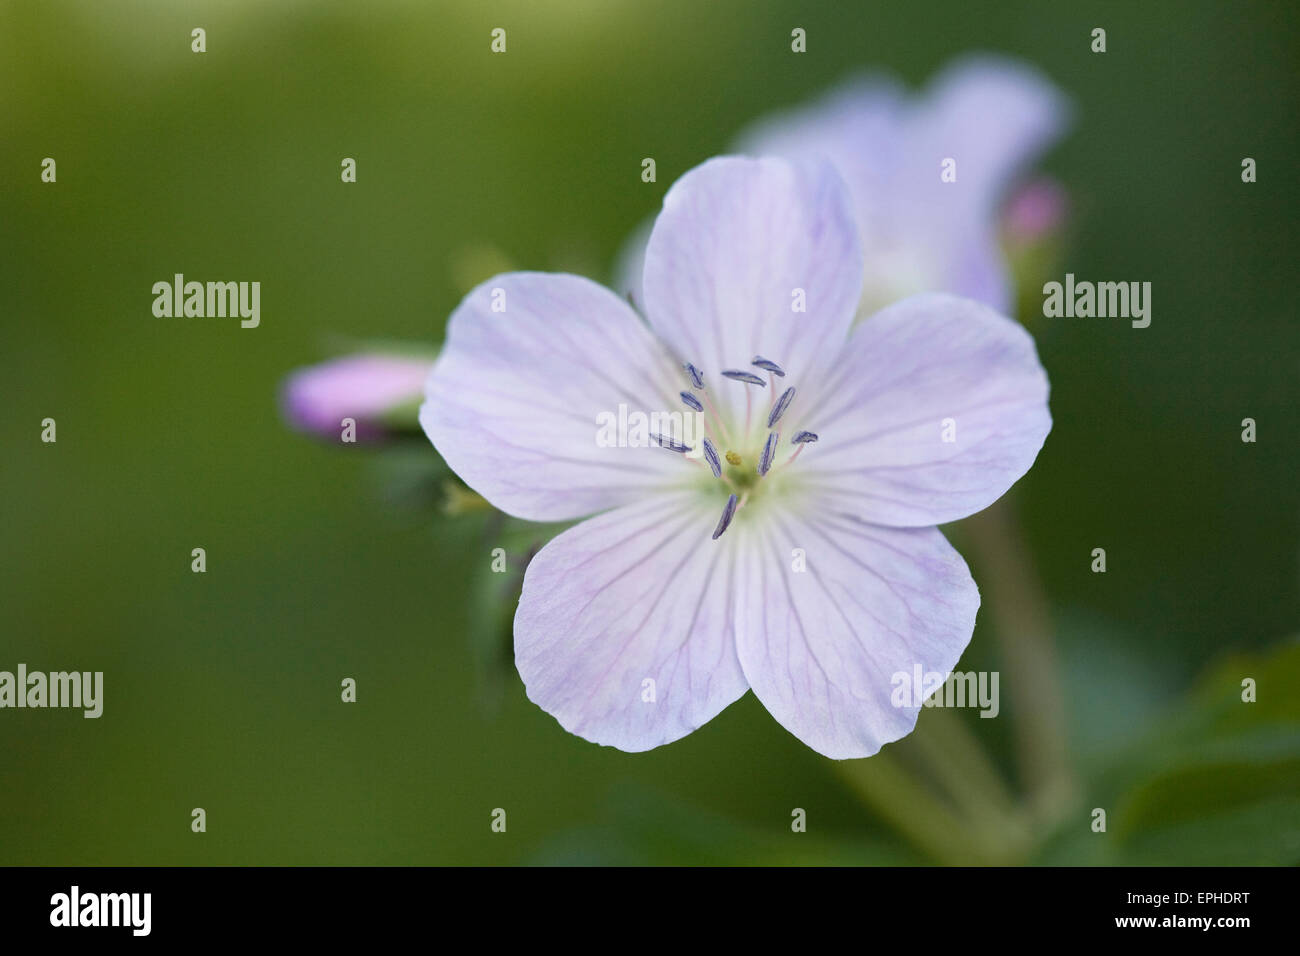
[{"left": 2, "top": 0, "right": 1297, "bottom": 865}]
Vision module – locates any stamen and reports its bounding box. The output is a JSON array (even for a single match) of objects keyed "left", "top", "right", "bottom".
[
  {"left": 759, "top": 431, "right": 779, "bottom": 475},
  {"left": 683, "top": 362, "right": 705, "bottom": 389},
  {"left": 711, "top": 494, "right": 739, "bottom": 540},
  {"left": 721, "top": 369, "right": 766, "bottom": 387},
  {"left": 751, "top": 356, "right": 785, "bottom": 377},
  {"left": 725, "top": 450, "right": 742, "bottom": 466},
  {"left": 652, "top": 433, "right": 691, "bottom": 453},
  {"left": 680, "top": 391, "right": 704, "bottom": 413},
  {"left": 702, "top": 438, "right": 722, "bottom": 477},
  {"left": 767, "top": 387, "right": 796, "bottom": 428},
  {"left": 698, "top": 388, "right": 734, "bottom": 449},
  {"left": 782, "top": 431, "right": 818, "bottom": 469}
]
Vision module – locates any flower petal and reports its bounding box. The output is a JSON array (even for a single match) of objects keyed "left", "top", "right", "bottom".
[
  {"left": 909, "top": 55, "right": 1071, "bottom": 225},
  {"left": 735, "top": 59, "right": 1068, "bottom": 315},
  {"left": 641, "top": 156, "right": 863, "bottom": 421},
  {"left": 515, "top": 492, "right": 749, "bottom": 752},
  {"left": 734, "top": 512, "right": 979, "bottom": 760},
  {"left": 735, "top": 75, "right": 907, "bottom": 236},
  {"left": 612, "top": 214, "right": 653, "bottom": 313},
  {"left": 797, "top": 293, "right": 1051, "bottom": 527},
  {"left": 421, "top": 272, "right": 686, "bottom": 522},
  {"left": 898, "top": 57, "right": 1070, "bottom": 312}
]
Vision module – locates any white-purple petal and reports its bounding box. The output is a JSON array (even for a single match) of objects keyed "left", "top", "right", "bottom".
[
  {"left": 797, "top": 292, "right": 1051, "bottom": 527},
  {"left": 421, "top": 272, "right": 684, "bottom": 522},
  {"left": 735, "top": 513, "right": 979, "bottom": 760},
  {"left": 642, "top": 156, "right": 864, "bottom": 423},
  {"left": 515, "top": 493, "right": 749, "bottom": 751}
]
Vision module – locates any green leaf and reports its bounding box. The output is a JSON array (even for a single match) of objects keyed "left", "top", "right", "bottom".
[{"left": 1093, "top": 639, "right": 1299, "bottom": 864}]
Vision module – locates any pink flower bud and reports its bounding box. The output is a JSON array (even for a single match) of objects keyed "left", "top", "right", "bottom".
[
  {"left": 281, "top": 354, "right": 432, "bottom": 440},
  {"left": 1003, "top": 177, "right": 1068, "bottom": 244}
]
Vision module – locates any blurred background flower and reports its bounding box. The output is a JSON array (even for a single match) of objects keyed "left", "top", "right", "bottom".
[{"left": 620, "top": 55, "right": 1070, "bottom": 323}]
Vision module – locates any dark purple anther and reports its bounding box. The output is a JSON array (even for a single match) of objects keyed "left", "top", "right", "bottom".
[
  {"left": 721, "top": 369, "right": 766, "bottom": 387},
  {"left": 711, "top": 494, "right": 739, "bottom": 540},
  {"left": 702, "top": 438, "right": 722, "bottom": 478},
  {"left": 767, "top": 387, "right": 795, "bottom": 428},
  {"left": 653, "top": 433, "right": 691, "bottom": 453},
  {"left": 759, "top": 432, "right": 779, "bottom": 475}
]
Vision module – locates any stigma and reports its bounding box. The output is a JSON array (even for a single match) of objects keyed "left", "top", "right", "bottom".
[{"left": 654, "top": 355, "right": 822, "bottom": 539}]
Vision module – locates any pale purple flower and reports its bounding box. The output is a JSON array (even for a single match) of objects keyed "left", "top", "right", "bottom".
[
  {"left": 422, "top": 156, "right": 1051, "bottom": 759},
  {"left": 282, "top": 354, "right": 432, "bottom": 440},
  {"left": 620, "top": 55, "right": 1069, "bottom": 320}
]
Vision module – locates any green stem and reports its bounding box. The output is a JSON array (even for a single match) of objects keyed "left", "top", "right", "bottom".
[
  {"left": 832, "top": 751, "right": 991, "bottom": 865},
  {"left": 960, "top": 494, "right": 1076, "bottom": 825},
  {"left": 906, "top": 709, "right": 1033, "bottom": 862}
]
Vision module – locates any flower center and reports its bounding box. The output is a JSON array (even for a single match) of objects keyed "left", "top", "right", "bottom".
[
  {"left": 652, "top": 355, "right": 819, "bottom": 539},
  {"left": 724, "top": 453, "right": 762, "bottom": 493}
]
